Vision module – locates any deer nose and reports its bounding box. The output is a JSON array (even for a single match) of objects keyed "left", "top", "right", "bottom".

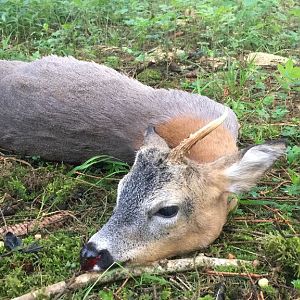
[{"left": 80, "top": 242, "right": 114, "bottom": 271}]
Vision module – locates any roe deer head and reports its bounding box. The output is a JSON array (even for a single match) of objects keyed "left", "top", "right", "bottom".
[{"left": 80, "top": 112, "right": 285, "bottom": 271}]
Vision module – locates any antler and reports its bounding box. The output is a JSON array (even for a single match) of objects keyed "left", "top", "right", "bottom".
[{"left": 168, "top": 109, "right": 228, "bottom": 161}]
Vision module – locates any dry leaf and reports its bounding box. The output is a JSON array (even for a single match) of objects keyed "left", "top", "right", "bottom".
[
  {"left": 246, "top": 52, "right": 296, "bottom": 66},
  {"left": 185, "top": 70, "right": 198, "bottom": 78},
  {"left": 199, "top": 56, "right": 229, "bottom": 70},
  {"left": 227, "top": 253, "right": 236, "bottom": 259}
]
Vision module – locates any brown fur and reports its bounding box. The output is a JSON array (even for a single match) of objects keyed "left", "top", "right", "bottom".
[{"left": 156, "top": 116, "right": 238, "bottom": 163}]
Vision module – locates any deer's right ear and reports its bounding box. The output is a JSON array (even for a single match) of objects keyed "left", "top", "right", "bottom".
[
  {"left": 143, "top": 126, "right": 170, "bottom": 150},
  {"left": 223, "top": 141, "right": 286, "bottom": 194}
]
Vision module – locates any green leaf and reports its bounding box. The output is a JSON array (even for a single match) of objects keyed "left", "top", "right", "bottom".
[
  {"left": 285, "top": 59, "right": 294, "bottom": 72},
  {"left": 289, "top": 8, "right": 300, "bottom": 17},
  {"left": 98, "top": 290, "right": 114, "bottom": 300},
  {"left": 287, "top": 146, "right": 300, "bottom": 164},
  {"left": 292, "top": 279, "right": 300, "bottom": 290},
  {"left": 262, "top": 95, "right": 274, "bottom": 106},
  {"left": 239, "top": 199, "right": 280, "bottom": 207},
  {"left": 140, "top": 274, "right": 169, "bottom": 285}
]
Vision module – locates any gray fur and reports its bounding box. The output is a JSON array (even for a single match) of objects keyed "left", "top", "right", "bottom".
[
  {"left": 89, "top": 142, "right": 196, "bottom": 263},
  {"left": 224, "top": 141, "right": 287, "bottom": 193},
  {"left": 0, "top": 55, "right": 239, "bottom": 163}
]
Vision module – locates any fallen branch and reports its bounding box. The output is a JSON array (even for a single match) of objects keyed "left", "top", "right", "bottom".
[{"left": 13, "top": 255, "right": 252, "bottom": 300}]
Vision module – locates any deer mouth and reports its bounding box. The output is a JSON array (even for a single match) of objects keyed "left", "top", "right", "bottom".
[
  {"left": 80, "top": 245, "right": 115, "bottom": 271},
  {"left": 80, "top": 255, "right": 102, "bottom": 271}
]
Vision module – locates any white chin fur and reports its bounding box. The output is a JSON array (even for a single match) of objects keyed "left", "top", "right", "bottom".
[{"left": 92, "top": 264, "right": 101, "bottom": 272}]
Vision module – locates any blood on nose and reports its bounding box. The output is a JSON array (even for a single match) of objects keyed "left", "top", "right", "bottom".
[{"left": 80, "top": 243, "right": 114, "bottom": 271}]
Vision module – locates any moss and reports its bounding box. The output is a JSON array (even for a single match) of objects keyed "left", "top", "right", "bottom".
[
  {"left": 199, "top": 296, "right": 214, "bottom": 300},
  {"left": 105, "top": 56, "right": 121, "bottom": 69},
  {"left": 137, "top": 68, "right": 162, "bottom": 85},
  {"left": 263, "top": 234, "right": 300, "bottom": 278},
  {"left": 0, "top": 231, "right": 81, "bottom": 298}
]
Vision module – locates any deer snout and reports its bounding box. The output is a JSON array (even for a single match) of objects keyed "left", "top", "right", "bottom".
[{"left": 80, "top": 242, "right": 114, "bottom": 271}]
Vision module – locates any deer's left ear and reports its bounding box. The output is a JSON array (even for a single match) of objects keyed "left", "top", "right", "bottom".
[
  {"left": 143, "top": 126, "right": 170, "bottom": 150},
  {"left": 223, "top": 141, "right": 286, "bottom": 194}
]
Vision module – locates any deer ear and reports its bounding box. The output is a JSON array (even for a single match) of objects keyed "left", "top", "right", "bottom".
[
  {"left": 224, "top": 141, "right": 286, "bottom": 194},
  {"left": 143, "top": 126, "right": 170, "bottom": 150}
]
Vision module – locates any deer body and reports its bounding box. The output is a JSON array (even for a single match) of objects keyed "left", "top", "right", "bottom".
[
  {"left": 0, "top": 56, "right": 238, "bottom": 164},
  {"left": 0, "top": 56, "right": 285, "bottom": 271}
]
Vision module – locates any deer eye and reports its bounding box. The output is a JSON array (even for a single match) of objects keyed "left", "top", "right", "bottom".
[{"left": 154, "top": 206, "right": 179, "bottom": 218}]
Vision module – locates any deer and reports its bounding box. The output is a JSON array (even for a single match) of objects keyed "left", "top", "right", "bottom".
[{"left": 0, "top": 56, "right": 286, "bottom": 271}]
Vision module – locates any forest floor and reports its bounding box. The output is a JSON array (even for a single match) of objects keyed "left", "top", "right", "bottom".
[{"left": 0, "top": 0, "right": 299, "bottom": 299}]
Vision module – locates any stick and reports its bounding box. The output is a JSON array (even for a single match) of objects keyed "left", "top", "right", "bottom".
[
  {"left": 206, "top": 270, "right": 268, "bottom": 279},
  {"left": 12, "top": 255, "right": 252, "bottom": 300},
  {"left": 0, "top": 155, "right": 33, "bottom": 168},
  {"left": 233, "top": 218, "right": 284, "bottom": 223}
]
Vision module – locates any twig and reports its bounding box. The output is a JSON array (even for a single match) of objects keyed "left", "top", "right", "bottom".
[
  {"left": 233, "top": 217, "right": 284, "bottom": 223},
  {"left": 213, "top": 240, "right": 261, "bottom": 247},
  {"left": 205, "top": 270, "right": 268, "bottom": 279},
  {"left": 260, "top": 180, "right": 290, "bottom": 195},
  {"left": 0, "top": 155, "right": 33, "bottom": 169},
  {"left": 268, "top": 122, "right": 298, "bottom": 126},
  {"left": 264, "top": 205, "right": 297, "bottom": 234},
  {"left": 12, "top": 255, "right": 252, "bottom": 300},
  {"left": 74, "top": 171, "right": 120, "bottom": 181},
  {"left": 73, "top": 177, "right": 107, "bottom": 189},
  {"left": 0, "top": 206, "right": 7, "bottom": 229},
  {"left": 243, "top": 263, "right": 260, "bottom": 300},
  {"left": 258, "top": 291, "right": 265, "bottom": 300},
  {"left": 114, "top": 277, "right": 130, "bottom": 297},
  {"left": 169, "top": 277, "right": 188, "bottom": 291},
  {"left": 176, "top": 274, "right": 192, "bottom": 290},
  {"left": 246, "top": 196, "right": 297, "bottom": 200}
]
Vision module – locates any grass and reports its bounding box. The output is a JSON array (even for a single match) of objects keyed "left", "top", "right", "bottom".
[{"left": 0, "top": 0, "right": 299, "bottom": 299}]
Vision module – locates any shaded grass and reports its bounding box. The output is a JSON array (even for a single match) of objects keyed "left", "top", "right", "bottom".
[
  {"left": 0, "top": 0, "right": 299, "bottom": 299},
  {"left": 1, "top": 0, "right": 299, "bottom": 60}
]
